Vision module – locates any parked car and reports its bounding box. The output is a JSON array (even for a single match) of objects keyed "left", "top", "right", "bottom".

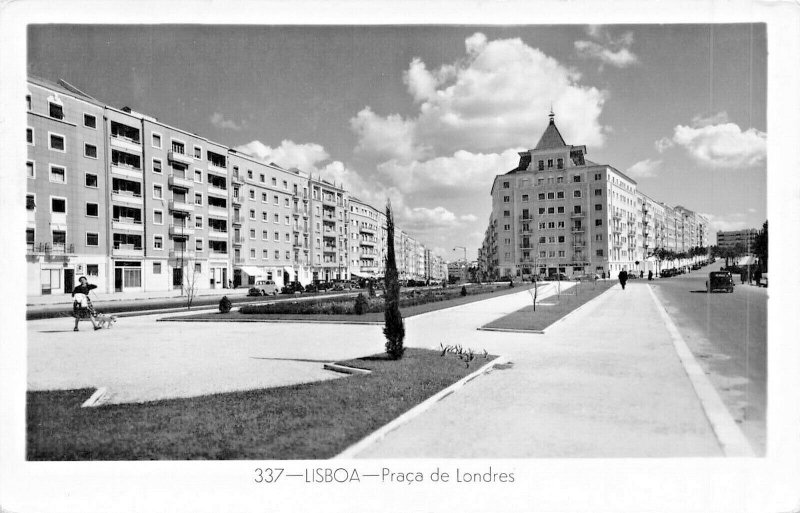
[
  {"left": 280, "top": 281, "right": 305, "bottom": 294},
  {"left": 706, "top": 271, "right": 735, "bottom": 293},
  {"left": 574, "top": 273, "right": 601, "bottom": 282},
  {"left": 248, "top": 280, "right": 278, "bottom": 296}
]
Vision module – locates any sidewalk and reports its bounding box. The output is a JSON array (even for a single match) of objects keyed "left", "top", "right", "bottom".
[
  {"left": 26, "top": 286, "right": 249, "bottom": 306},
  {"left": 351, "top": 282, "right": 725, "bottom": 458}
]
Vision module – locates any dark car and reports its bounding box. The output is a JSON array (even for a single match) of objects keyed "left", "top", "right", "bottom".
[
  {"left": 280, "top": 281, "right": 305, "bottom": 294},
  {"left": 706, "top": 271, "right": 735, "bottom": 293}
]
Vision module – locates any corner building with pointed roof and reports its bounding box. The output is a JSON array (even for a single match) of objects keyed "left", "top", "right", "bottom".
[{"left": 487, "top": 113, "right": 643, "bottom": 280}]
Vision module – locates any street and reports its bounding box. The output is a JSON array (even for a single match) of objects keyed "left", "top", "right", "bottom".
[{"left": 649, "top": 264, "right": 767, "bottom": 455}]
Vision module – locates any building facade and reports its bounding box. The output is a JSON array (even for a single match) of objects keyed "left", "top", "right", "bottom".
[
  {"left": 481, "top": 113, "right": 710, "bottom": 280},
  {"left": 24, "top": 76, "right": 445, "bottom": 296},
  {"left": 716, "top": 229, "right": 758, "bottom": 254}
]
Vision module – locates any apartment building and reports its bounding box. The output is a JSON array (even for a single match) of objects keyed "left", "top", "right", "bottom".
[
  {"left": 717, "top": 229, "right": 759, "bottom": 254},
  {"left": 482, "top": 113, "right": 709, "bottom": 279},
  {"left": 24, "top": 76, "right": 446, "bottom": 296},
  {"left": 348, "top": 197, "right": 386, "bottom": 279}
]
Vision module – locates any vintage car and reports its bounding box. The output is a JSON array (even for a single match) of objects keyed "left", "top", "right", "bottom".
[
  {"left": 248, "top": 280, "right": 278, "bottom": 296},
  {"left": 706, "top": 271, "right": 735, "bottom": 293}
]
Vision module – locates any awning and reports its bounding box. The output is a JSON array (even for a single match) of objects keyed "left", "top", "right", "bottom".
[
  {"left": 738, "top": 255, "right": 757, "bottom": 266},
  {"left": 239, "top": 266, "right": 265, "bottom": 276},
  {"left": 283, "top": 266, "right": 295, "bottom": 274}
]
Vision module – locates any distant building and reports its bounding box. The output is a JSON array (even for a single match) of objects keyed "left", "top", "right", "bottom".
[{"left": 717, "top": 229, "right": 759, "bottom": 254}]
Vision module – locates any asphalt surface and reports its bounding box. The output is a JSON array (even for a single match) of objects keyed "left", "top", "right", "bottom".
[{"left": 649, "top": 263, "right": 767, "bottom": 455}]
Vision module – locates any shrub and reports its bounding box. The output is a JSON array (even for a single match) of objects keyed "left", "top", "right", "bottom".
[
  {"left": 354, "top": 293, "right": 368, "bottom": 315},
  {"left": 218, "top": 296, "right": 232, "bottom": 313},
  {"left": 460, "top": 285, "right": 467, "bottom": 296}
]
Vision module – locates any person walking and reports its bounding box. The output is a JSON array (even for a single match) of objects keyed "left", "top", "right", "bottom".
[
  {"left": 639, "top": 270, "right": 644, "bottom": 279},
  {"left": 72, "top": 276, "right": 101, "bottom": 331},
  {"left": 754, "top": 268, "right": 763, "bottom": 287},
  {"left": 648, "top": 270, "right": 653, "bottom": 281},
  {"left": 618, "top": 269, "right": 629, "bottom": 290}
]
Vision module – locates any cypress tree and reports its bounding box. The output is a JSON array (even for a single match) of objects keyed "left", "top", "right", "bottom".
[{"left": 383, "top": 201, "right": 405, "bottom": 359}]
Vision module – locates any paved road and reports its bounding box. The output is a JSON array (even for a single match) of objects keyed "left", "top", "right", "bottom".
[{"left": 649, "top": 264, "right": 767, "bottom": 455}]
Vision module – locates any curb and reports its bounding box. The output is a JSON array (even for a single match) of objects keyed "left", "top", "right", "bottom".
[
  {"left": 646, "top": 285, "right": 755, "bottom": 457},
  {"left": 540, "top": 282, "right": 617, "bottom": 334},
  {"left": 323, "top": 363, "right": 372, "bottom": 375},
  {"left": 477, "top": 327, "right": 545, "bottom": 334},
  {"left": 333, "top": 355, "right": 508, "bottom": 459},
  {"left": 81, "top": 387, "right": 109, "bottom": 408},
  {"left": 157, "top": 317, "right": 382, "bottom": 325}
]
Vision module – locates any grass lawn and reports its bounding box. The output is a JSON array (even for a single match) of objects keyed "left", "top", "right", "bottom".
[
  {"left": 164, "top": 282, "right": 536, "bottom": 324},
  {"left": 481, "top": 280, "right": 616, "bottom": 332},
  {"left": 27, "top": 348, "right": 496, "bottom": 460}
]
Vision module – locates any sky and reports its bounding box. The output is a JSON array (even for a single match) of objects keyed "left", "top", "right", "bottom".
[{"left": 28, "top": 24, "right": 767, "bottom": 260}]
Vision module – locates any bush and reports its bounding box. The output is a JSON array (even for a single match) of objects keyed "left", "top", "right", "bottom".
[
  {"left": 218, "top": 296, "right": 232, "bottom": 313},
  {"left": 354, "top": 293, "right": 368, "bottom": 315},
  {"left": 460, "top": 285, "right": 467, "bottom": 296}
]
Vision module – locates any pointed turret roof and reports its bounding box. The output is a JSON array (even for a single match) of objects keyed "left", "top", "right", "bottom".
[{"left": 533, "top": 110, "right": 567, "bottom": 150}]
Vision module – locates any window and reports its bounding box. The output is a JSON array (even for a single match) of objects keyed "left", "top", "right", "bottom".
[
  {"left": 538, "top": 193, "right": 545, "bottom": 200},
  {"left": 547, "top": 159, "right": 553, "bottom": 168},
  {"left": 49, "top": 102, "right": 64, "bottom": 120},
  {"left": 86, "top": 202, "right": 98, "bottom": 217},
  {"left": 574, "top": 205, "right": 582, "bottom": 214},
  {"left": 557, "top": 206, "right": 565, "bottom": 214},
  {"left": 274, "top": 213, "right": 279, "bottom": 223},
  {"left": 595, "top": 234, "right": 603, "bottom": 241},
  {"left": 285, "top": 216, "right": 290, "bottom": 225},
  {"left": 502, "top": 181, "right": 510, "bottom": 189},
  {"left": 573, "top": 175, "right": 582, "bottom": 183},
  {"left": 153, "top": 159, "right": 162, "bottom": 174},
  {"left": 195, "top": 263, "right": 202, "bottom": 273},
  {"left": 594, "top": 189, "right": 602, "bottom": 196},
  {"left": 194, "top": 169, "right": 202, "bottom": 182},
  {"left": 274, "top": 231, "right": 279, "bottom": 241},
  {"left": 275, "top": 250, "right": 280, "bottom": 259},
  {"left": 596, "top": 249, "right": 604, "bottom": 256},
  {"left": 51, "top": 197, "right": 66, "bottom": 213},
  {"left": 195, "top": 216, "right": 203, "bottom": 229},
  {"left": 283, "top": 180, "right": 288, "bottom": 190},
  {"left": 285, "top": 233, "right": 290, "bottom": 242},
  {"left": 557, "top": 176, "right": 564, "bottom": 183},
  {"left": 84, "top": 143, "right": 97, "bottom": 159},
  {"left": 573, "top": 190, "right": 582, "bottom": 198},
  {"left": 595, "top": 219, "right": 602, "bottom": 226},
  {"left": 260, "top": 174, "right": 265, "bottom": 183},
  {"left": 195, "top": 193, "right": 203, "bottom": 205},
  {"left": 503, "top": 224, "right": 510, "bottom": 231},
  {"left": 86, "top": 232, "right": 99, "bottom": 246},
  {"left": 27, "top": 128, "right": 34, "bottom": 145},
  {"left": 261, "top": 230, "right": 268, "bottom": 240},
  {"left": 538, "top": 160, "right": 544, "bottom": 171},
  {"left": 557, "top": 158, "right": 563, "bottom": 169},
  {"left": 539, "top": 236, "right": 546, "bottom": 244},
  {"left": 82, "top": 173, "right": 97, "bottom": 188},
  {"left": 285, "top": 251, "right": 291, "bottom": 260},
  {"left": 540, "top": 251, "right": 546, "bottom": 258},
  {"left": 153, "top": 262, "right": 162, "bottom": 274},
  {"left": 503, "top": 210, "right": 510, "bottom": 217},
  {"left": 558, "top": 236, "right": 565, "bottom": 243},
  {"left": 273, "top": 195, "right": 279, "bottom": 205},
  {"left": 194, "top": 146, "right": 202, "bottom": 159},
  {"left": 262, "top": 192, "right": 267, "bottom": 202},
  {"left": 27, "top": 161, "right": 35, "bottom": 179},
  {"left": 50, "top": 165, "right": 66, "bottom": 184},
  {"left": 247, "top": 170, "right": 253, "bottom": 179},
  {"left": 522, "top": 194, "right": 529, "bottom": 201},
  {"left": 558, "top": 250, "right": 565, "bottom": 257},
  {"left": 84, "top": 114, "right": 96, "bottom": 128},
  {"left": 539, "top": 222, "right": 546, "bottom": 229},
  {"left": 153, "top": 184, "right": 163, "bottom": 199},
  {"left": 547, "top": 192, "right": 555, "bottom": 200},
  {"left": 594, "top": 173, "right": 602, "bottom": 180},
  {"left": 557, "top": 191, "right": 564, "bottom": 199},
  {"left": 595, "top": 204, "right": 603, "bottom": 211},
  {"left": 249, "top": 189, "right": 255, "bottom": 200},
  {"left": 196, "top": 239, "right": 203, "bottom": 251},
  {"left": 538, "top": 208, "right": 545, "bottom": 215},
  {"left": 271, "top": 177, "right": 277, "bottom": 186},
  {"left": 262, "top": 212, "right": 268, "bottom": 222},
  {"left": 548, "top": 222, "right": 555, "bottom": 229},
  {"left": 26, "top": 95, "right": 31, "bottom": 110},
  {"left": 249, "top": 209, "right": 256, "bottom": 220},
  {"left": 49, "top": 133, "right": 65, "bottom": 152},
  {"left": 87, "top": 264, "right": 99, "bottom": 277},
  {"left": 249, "top": 229, "right": 256, "bottom": 239},
  {"left": 547, "top": 207, "right": 555, "bottom": 214},
  {"left": 152, "top": 133, "right": 162, "bottom": 148}
]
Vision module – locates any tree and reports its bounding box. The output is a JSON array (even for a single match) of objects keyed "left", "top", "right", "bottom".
[
  {"left": 184, "top": 259, "right": 202, "bottom": 310},
  {"left": 383, "top": 201, "right": 405, "bottom": 360},
  {"left": 754, "top": 220, "right": 768, "bottom": 271}
]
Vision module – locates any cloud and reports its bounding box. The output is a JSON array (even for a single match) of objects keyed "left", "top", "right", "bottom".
[
  {"left": 655, "top": 137, "right": 674, "bottom": 153},
  {"left": 350, "top": 32, "right": 607, "bottom": 160},
  {"left": 625, "top": 158, "right": 662, "bottom": 178},
  {"left": 399, "top": 205, "right": 478, "bottom": 231},
  {"left": 375, "top": 149, "right": 521, "bottom": 196},
  {"left": 234, "top": 139, "right": 329, "bottom": 171},
  {"left": 209, "top": 112, "right": 245, "bottom": 131},
  {"left": 700, "top": 212, "right": 749, "bottom": 234},
  {"left": 575, "top": 29, "right": 639, "bottom": 69},
  {"left": 668, "top": 114, "right": 767, "bottom": 169}
]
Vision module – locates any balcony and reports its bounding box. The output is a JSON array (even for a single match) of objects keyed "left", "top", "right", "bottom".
[
  {"left": 570, "top": 212, "right": 585, "bottom": 218},
  {"left": 231, "top": 171, "right": 243, "bottom": 185},
  {"left": 208, "top": 229, "right": 228, "bottom": 240},
  {"left": 519, "top": 226, "right": 533, "bottom": 234},
  {"left": 110, "top": 163, "right": 142, "bottom": 179},
  {"left": 169, "top": 224, "right": 195, "bottom": 237},
  {"left": 231, "top": 214, "right": 243, "bottom": 225},
  {"left": 323, "top": 246, "right": 337, "bottom": 253},
  {"left": 207, "top": 161, "right": 227, "bottom": 175},
  {"left": 209, "top": 250, "right": 229, "bottom": 259},
  {"left": 359, "top": 225, "right": 376, "bottom": 234},
  {"left": 112, "top": 244, "right": 143, "bottom": 257},
  {"left": 612, "top": 213, "right": 622, "bottom": 220},
  {"left": 111, "top": 191, "right": 143, "bottom": 206},
  {"left": 322, "top": 196, "right": 337, "bottom": 206},
  {"left": 30, "top": 243, "right": 75, "bottom": 261},
  {"left": 168, "top": 250, "right": 196, "bottom": 260},
  {"left": 360, "top": 238, "right": 376, "bottom": 246},
  {"left": 231, "top": 196, "right": 242, "bottom": 206},
  {"left": 232, "top": 235, "right": 244, "bottom": 246},
  {"left": 168, "top": 150, "right": 193, "bottom": 166},
  {"left": 570, "top": 227, "right": 585, "bottom": 233},
  {"left": 519, "top": 215, "right": 535, "bottom": 222},
  {"left": 233, "top": 255, "right": 244, "bottom": 265},
  {"left": 112, "top": 219, "right": 144, "bottom": 232},
  {"left": 572, "top": 240, "right": 586, "bottom": 247},
  {"left": 292, "top": 209, "right": 301, "bottom": 218},
  {"left": 207, "top": 205, "right": 228, "bottom": 218},
  {"left": 518, "top": 243, "right": 534, "bottom": 249},
  {"left": 207, "top": 184, "right": 228, "bottom": 198},
  {"left": 168, "top": 199, "right": 194, "bottom": 213},
  {"left": 110, "top": 135, "right": 142, "bottom": 153},
  {"left": 168, "top": 174, "right": 193, "bottom": 190}
]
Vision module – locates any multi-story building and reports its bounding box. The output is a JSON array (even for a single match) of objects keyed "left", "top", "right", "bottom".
[
  {"left": 717, "top": 229, "right": 759, "bottom": 254},
  {"left": 309, "top": 178, "right": 349, "bottom": 282},
  {"left": 348, "top": 197, "right": 386, "bottom": 279},
  {"left": 24, "top": 75, "right": 446, "bottom": 296},
  {"left": 483, "top": 112, "right": 710, "bottom": 279}
]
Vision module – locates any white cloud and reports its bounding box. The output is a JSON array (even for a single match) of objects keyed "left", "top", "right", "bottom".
[
  {"left": 625, "top": 158, "right": 662, "bottom": 178},
  {"left": 671, "top": 118, "right": 766, "bottom": 169},
  {"left": 210, "top": 112, "right": 244, "bottom": 131},
  {"left": 655, "top": 137, "right": 674, "bottom": 153},
  {"left": 234, "top": 140, "right": 329, "bottom": 171},
  {"left": 701, "top": 213, "right": 749, "bottom": 234},
  {"left": 375, "top": 149, "right": 521, "bottom": 196},
  {"left": 351, "top": 32, "right": 607, "bottom": 160},
  {"left": 399, "top": 205, "right": 477, "bottom": 231},
  {"left": 574, "top": 29, "right": 639, "bottom": 69}
]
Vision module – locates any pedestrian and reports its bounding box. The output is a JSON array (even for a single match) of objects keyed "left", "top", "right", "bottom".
[
  {"left": 228, "top": 279, "right": 233, "bottom": 289},
  {"left": 72, "top": 276, "right": 101, "bottom": 331},
  {"left": 602, "top": 271, "right": 606, "bottom": 280},
  {"left": 740, "top": 270, "right": 747, "bottom": 284},
  {"left": 618, "top": 269, "right": 629, "bottom": 290},
  {"left": 648, "top": 270, "right": 653, "bottom": 281},
  {"left": 754, "top": 268, "right": 762, "bottom": 286},
  {"left": 639, "top": 270, "right": 644, "bottom": 279}
]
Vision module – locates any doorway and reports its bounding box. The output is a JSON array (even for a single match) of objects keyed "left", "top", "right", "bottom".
[
  {"left": 63, "top": 269, "right": 74, "bottom": 294},
  {"left": 172, "top": 267, "right": 183, "bottom": 290},
  {"left": 114, "top": 268, "right": 123, "bottom": 292}
]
